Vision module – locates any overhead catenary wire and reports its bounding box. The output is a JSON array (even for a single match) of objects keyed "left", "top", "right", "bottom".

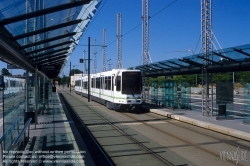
[{"left": 91, "top": 0, "right": 178, "bottom": 54}]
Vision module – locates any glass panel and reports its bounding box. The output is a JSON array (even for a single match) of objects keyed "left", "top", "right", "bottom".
[
  {"left": 116, "top": 76, "right": 121, "bottom": 91},
  {"left": 162, "top": 80, "right": 178, "bottom": 108},
  {"left": 0, "top": 76, "right": 3, "bottom": 138},
  {"left": 28, "top": 76, "right": 35, "bottom": 111},
  {"left": 216, "top": 82, "right": 234, "bottom": 116},
  {"left": 2, "top": 76, "right": 25, "bottom": 151},
  {"left": 1, "top": 0, "right": 101, "bottom": 59},
  {"left": 122, "top": 72, "right": 141, "bottom": 94},
  {"left": 171, "top": 59, "right": 190, "bottom": 68},
  {"left": 181, "top": 82, "right": 191, "bottom": 109},
  {"left": 150, "top": 81, "right": 158, "bottom": 105},
  {"left": 242, "top": 83, "right": 250, "bottom": 122}
]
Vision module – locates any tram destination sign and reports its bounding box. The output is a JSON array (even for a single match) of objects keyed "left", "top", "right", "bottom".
[{"left": 38, "top": 65, "right": 60, "bottom": 72}]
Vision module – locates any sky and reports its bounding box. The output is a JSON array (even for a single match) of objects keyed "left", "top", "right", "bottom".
[{"left": 1, "top": 0, "right": 250, "bottom": 77}]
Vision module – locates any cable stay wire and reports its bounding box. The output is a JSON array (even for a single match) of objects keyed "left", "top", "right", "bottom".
[
  {"left": 81, "top": 0, "right": 108, "bottom": 39},
  {"left": 93, "top": 0, "right": 178, "bottom": 54}
]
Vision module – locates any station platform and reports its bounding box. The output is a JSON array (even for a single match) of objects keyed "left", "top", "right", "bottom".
[
  {"left": 145, "top": 106, "right": 250, "bottom": 142},
  {"left": 23, "top": 88, "right": 95, "bottom": 166},
  {"left": 24, "top": 86, "right": 250, "bottom": 165}
]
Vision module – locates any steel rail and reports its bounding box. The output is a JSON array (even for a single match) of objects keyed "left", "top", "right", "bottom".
[
  {"left": 85, "top": 105, "right": 175, "bottom": 166},
  {"left": 124, "top": 112, "right": 249, "bottom": 166},
  {"left": 59, "top": 93, "right": 115, "bottom": 166}
]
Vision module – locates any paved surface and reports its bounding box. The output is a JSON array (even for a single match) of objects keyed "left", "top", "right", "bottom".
[
  {"left": 149, "top": 107, "right": 250, "bottom": 142},
  {"left": 59, "top": 87, "right": 250, "bottom": 166},
  {"left": 20, "top": 91, "right": 95, "bottom": 166}
]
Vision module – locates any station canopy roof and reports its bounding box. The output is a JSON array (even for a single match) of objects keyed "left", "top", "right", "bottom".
[
  {"left": 0, "top": 0, "right": 101, "bottom": 79},
  {"left": 129, "top": 44, "right": 250, "bottom": 77}
]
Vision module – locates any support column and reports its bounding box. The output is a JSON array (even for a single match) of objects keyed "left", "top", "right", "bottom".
[
  {"left": 35, "top": 67, "right": 38, "bottom": 128},
  {"left": 88, "top": 37, "right": 91, "bottom": 102},
  {"left": 25, "top": 71, "right": 29, "bottom": 113},
  {"left": 70, "top": 62, "right": 71, "bottom": 93}
]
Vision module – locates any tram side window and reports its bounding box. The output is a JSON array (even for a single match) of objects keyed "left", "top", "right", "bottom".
[
  {"left": 84, "top": 81, "right": 88, "bottom": 89},
  {"left": 116, "top": 76, "right": 121, "bottom": 91},
  {"left": 5, "top": 80, "right": 8, "bottom": 89},
  {"left": 107, "top": 76, "right": 111, "bottom": 90},
  {"left": 96, "top": 77, "right": 100, "bottom": 89},
  {"left": 10, "top": 80, "right": 15, "bottom": 87},
  {"left": 112, "top": 76, "right": 113, "bottom": 91},
  {"left": 101, "top": 77, "right": 103, "bottom": 89},
  {"left": 105, "top": 77, "right": 108, "bottom": 90}
]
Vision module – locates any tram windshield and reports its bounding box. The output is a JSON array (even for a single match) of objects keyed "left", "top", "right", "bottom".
[{"left": 122, "top": 72, "right": 142, "bottom": 94}]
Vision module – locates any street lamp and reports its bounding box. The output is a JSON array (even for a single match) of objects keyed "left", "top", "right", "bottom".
[{"left": 107, "top": 59, "right": 112, "bottom": 70}]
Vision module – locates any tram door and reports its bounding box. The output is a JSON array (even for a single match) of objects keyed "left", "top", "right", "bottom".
[
  {"left": 101, "top": 76, "right": 104, "bottom": 100},
  {"left": 111, "top": 75, "right": 114, "bottom": 103}
]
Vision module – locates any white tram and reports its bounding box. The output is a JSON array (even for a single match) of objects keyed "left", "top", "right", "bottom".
[
  {"left": 2, "top": 76, "right": 25, "bottom": 99},
  {"left": 75, "top": 69, "right": 142, "bottom": 112}
]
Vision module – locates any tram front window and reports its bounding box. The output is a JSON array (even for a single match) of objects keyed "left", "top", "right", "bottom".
[{"left": 122, "top": 72, "right": 141, "bottom": 94}]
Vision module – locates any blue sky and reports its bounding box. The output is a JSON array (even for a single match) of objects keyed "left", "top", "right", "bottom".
[{"left": 2, "top": 0, "right": 250, "bottom": 77}]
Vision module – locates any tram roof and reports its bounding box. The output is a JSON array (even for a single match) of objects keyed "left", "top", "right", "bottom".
[
  {"left": 0, "top": 0, "right": 101, "bottom": 79},
  {"left": 129, "top": 44, "right": 250, "bottom": 77}
]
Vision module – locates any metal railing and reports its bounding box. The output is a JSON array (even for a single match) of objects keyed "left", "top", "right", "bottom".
[
  {"left": 12, "top": 118, "right": 32, "bottom": 148},
  {"left": 0, "top": 117, "right": 32, "bottom": 166}
]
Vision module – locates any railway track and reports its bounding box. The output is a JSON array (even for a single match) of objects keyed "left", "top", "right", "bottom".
[
  {"left": 121, "top": 112, "right": 250, "bottom": 166},
  {"left": 58, "top": 88, "right": 190, "bottom": 166},
  {"left": 58, "top": 87, "right": 250, "bottom": 166}
]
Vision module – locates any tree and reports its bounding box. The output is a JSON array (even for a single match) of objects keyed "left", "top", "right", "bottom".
[
  {"left": 213, "top": 72, "right": 232, "bottom": 83},
  {"left": 1, "top": 68, "right": 11, "bottom": 76},
  {"left": 70, "top": 69, "right": 82, "bottom": 76},
  {"left": 235, "top": 71, "right": 250, "bottom": 85},
  {"left": 61, "top": 75, "right": 69, "bottom": 85}
]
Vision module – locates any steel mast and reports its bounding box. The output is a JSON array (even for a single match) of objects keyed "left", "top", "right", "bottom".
[
  {"left": 102, "top": 29, "right": 107, "bottom": 72},
  {"left": 116, "top": 13, "right": 122, "bottom": 69},
  {"left": 142, "top": 0, "right": 150, "bottom": 103},
  {"left": 201, "top": 0, "right": 213, "bottom": 116},
  {"left": 142, "top": 0, "right": 150, "bottom": 65},
  {"left": 94, "top": 39, "right": 97, "bottom": 73},
  {"left": 83, "top": 50, "right": 87, "bottom": 74}
]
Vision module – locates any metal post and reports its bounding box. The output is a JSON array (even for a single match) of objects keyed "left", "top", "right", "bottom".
[
  {"left": 94, "top": 39, "right": 97, "bottom": 73},
  {"left": 70, "top": 62, "right": 71, "bottom": 93},
  {"left": 196, "top": 74, "right": 198, "bottom": 85},
  {"left": 88, "top": 37, "right": 91, "bottom": 102},
  {"left": 43, "top": 75, "right": 45, "bottom": 110},
  {"left": 117, "top": 13, "right": 122, "bottom": 69},
  {"left": 0, "top": 142, "right": 3, "bottom": 166},
  {"left": 233, "top": 72, "right": 234, "bottom": 84},
  {"left": 23, "top": 130, "right": 25, "bottom": 150},
  {"left": 102, "top": 29, "right": 107, "bottom": 72},
  {"left": 27, "top": 123, "right": 30, "bottom": 145},
  {"left": 211, "top": 73, "right": 214, "bottom": 116},
  {"left": 25, "top": 71, "right": 29, "bottom": 113},
  {"left": 82, "top": 51, "right": 84, "bottom": 77},
  {"left": 35, "top": 68, "right": 38, "bottom": 129}
]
